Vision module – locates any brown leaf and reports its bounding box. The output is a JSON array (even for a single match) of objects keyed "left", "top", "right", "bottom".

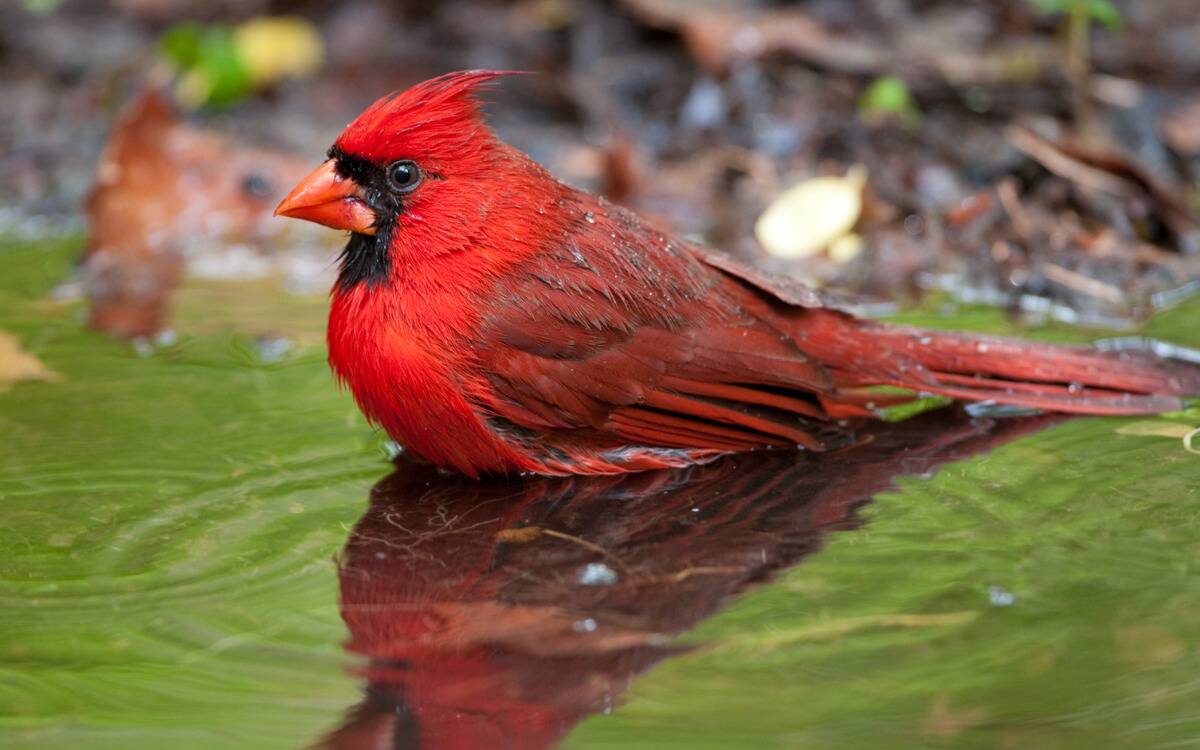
[{"left": 82, "top": 89, "right": 317, "bottom": 337}]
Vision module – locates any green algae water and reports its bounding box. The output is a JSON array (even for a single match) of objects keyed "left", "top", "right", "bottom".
[{"left": 2, "top": 238, "right": 1199, "bottom": 749}]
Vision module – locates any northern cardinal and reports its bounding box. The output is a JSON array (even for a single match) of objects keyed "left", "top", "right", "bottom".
[{"left": 276, "top": 71, "right": 1199, "bottom": 477}]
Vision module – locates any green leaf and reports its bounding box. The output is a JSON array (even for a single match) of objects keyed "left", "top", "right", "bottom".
[
  {"left": 1087, "top": 0, "right": 1123, "bottom": 30},
  {"left": 858, "top": 75, "right": 919, "bottom": 127},
  {"left": 1028, "top": 0, "right": 1123, "bottom": 29},
  {"left": 1029, "top": 0, "right": 1071, "bottom": 15},
  {"left": 158, "top": 22, "right": 205, "bottom": 69},
  {"left": 19, "top": 0, "right": 65, "bottom": 14},
  {"left": 193, "top": 28, "right": 252, "bottom": 108},
  {"left": 158, "top": 23, "right": 252, "bottom": 109}
]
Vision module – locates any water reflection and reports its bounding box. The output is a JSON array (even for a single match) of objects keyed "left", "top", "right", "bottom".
[{"left": 320, "top": 409, "right": 1060, "bottom": 749}]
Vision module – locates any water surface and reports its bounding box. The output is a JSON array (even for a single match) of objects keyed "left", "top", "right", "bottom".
[{"left": 2, "top": 239, "right": 1198, "bottom": 749}]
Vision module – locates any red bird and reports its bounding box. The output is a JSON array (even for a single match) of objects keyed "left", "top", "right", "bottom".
[{"left": 276, "top": 71, "right": 1199, "bottom": 477}]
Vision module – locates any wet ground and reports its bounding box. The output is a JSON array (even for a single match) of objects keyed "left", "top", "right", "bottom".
[
  {"left": 6, "top": 1, "right": 1200, "bottom": 335},
  {"left": 3, "top": 239, "right": 1199, "bottom": 748}
]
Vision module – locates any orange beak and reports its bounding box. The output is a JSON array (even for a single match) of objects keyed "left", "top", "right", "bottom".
[{"left": 274, "top": 159, "right": 378, "bottom": 235}]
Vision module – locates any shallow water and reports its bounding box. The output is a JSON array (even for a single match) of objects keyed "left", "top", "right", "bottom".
[{"left": 2, "top": 239, "right": 1199, "bottom": 749}]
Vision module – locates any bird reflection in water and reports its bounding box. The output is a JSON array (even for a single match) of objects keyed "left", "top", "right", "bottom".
[{"left": 319, "top": 409, "right": 1060, "bottom": 749}]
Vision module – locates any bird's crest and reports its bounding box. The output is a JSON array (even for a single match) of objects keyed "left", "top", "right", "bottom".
[{"left": 334, "top": 70, "right": 523, "bottom": 164}]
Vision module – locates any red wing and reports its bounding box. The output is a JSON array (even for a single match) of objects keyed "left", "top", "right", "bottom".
[{"left": 474, "top": 202, "right": 844, "bottom": 453}]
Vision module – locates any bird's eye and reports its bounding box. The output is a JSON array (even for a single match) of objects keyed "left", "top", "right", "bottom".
[{"left": 386, "top": 160, "right": 422, "bottom": 192}]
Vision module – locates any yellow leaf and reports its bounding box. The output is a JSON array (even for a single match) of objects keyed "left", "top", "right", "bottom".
[
  {"left": 234, "top": 16, "right": 324, "bottom": 87},
  {"left": 827, "top": 232, "right": 864, "bottom": 263},
  {"left": 174, "top": 68, "right": 214, "bottom": 111},
  {"left": 0, "top": 330, "right": 60, "bottom": 392},
  {"left": 755, "top": 165, "right": 866, "bottom": 259}
]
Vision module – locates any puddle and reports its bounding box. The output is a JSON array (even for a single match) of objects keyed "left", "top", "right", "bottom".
[{"left": 2, "top": 237, "right": 1199, "bottom": 749}]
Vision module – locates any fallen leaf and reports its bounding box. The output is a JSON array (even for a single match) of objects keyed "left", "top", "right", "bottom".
[
  {"left": 755, "top": 166, "right": 866, "bottom": 259},
  {"left": 0, "top": 331, "right": 61, "bottom": 392},
  {"left": 82, "top": 89, "right": 321, "bottom": 337},
  {"left": 858, "top": 75, "right": 920, "bottom": 127},
  {"left": 828, "top": 232, "right": 864, "bottom": 263},
  {"left": 233, "top": 16, "right": 324, "bottom": 87}
]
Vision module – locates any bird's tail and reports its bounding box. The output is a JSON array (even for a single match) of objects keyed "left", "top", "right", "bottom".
[{"left": 804, "top": 310, "right": 1200, "bottom": 416}]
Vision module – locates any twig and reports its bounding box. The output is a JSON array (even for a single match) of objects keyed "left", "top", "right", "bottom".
[
  {"left": 1043, "top": 263, "right": 1126, "bottom": 304},
  {"left": 505, "top": 526, "right": 632, "bottom": 574},
  {"left": 995, "top": 177, "right": 1032, "bottom": 239},
  {"left": 1009, "top": 126, "right": 1129, "bottom": 197}
]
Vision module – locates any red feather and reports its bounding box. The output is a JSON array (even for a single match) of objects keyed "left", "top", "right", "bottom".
[{"left": 282, "top": 71, "right": 1200, "bottom": 476}]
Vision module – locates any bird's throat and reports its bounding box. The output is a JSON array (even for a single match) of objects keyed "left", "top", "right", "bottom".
[{"left": 336, "top": 229, "right": 392, "bottom": 292}]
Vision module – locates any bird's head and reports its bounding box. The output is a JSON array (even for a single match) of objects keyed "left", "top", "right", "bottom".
[{"left": 276, "top": 70, "right": 532, "bottom": 290}]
